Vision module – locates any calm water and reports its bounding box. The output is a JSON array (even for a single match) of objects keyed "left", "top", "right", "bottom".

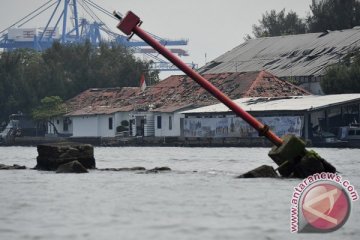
[{"left": 0, "top": 146, "right": 359, "bottom": 240}]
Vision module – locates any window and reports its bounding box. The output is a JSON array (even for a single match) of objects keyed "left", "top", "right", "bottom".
[
  {"left": 157, "top": 116, "right": 162, "bottom": 129},
  {"left": 108, "top": 117, "right": 113, "bottom": 130},
  {"left": 169, "top": 116, "right": 172, "bottom": 130},
  {"left": 63, "top": 118, "right": 69, "bottom": 132}
]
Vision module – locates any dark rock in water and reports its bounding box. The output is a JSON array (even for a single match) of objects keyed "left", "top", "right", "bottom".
[
  {"left": 56, "top": 161, "right": 88, "bottom": 173},
  {"left": 35, "top": 142, "right": 95, "bottom": 171},
  {"left": 145, "top": 166, "right": 172, "bottom": 174},
  {"left": 99, "top": 167, "right": 146, "bottom": 171},
  {"left": 237, "top": 165, "right": 279, "bottom": 178},
  {"left": 268, "top": 135, "right": 337, "bottom": 178},
  {"left": 0, "top": 163, "right": 27, "bottom": 170},
  {"left": 292, "top": 150, "right": 335, "bottom": 178}
]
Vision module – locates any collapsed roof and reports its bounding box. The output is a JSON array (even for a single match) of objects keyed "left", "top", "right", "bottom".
[{"left": 199, "top": 27, "right": 360, "bottom": 77}]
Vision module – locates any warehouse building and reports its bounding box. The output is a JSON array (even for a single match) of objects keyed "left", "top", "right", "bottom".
[
  {"left": 199, "top": 27, "right": 360, "bottom": 94},
  {"left": 181, "top": 94, "right": 360, "bottom": 144}
]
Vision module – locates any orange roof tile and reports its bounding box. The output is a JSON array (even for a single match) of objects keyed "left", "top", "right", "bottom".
[{"left": 65, "top": 71, "right": 310, "bottom": 116}]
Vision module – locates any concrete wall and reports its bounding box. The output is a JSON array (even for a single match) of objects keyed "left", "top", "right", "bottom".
[
  {"left": 154, "top": 112, "right": 183, "bottom": 137},
  {"left": 71, "top": 114, "right": 117, "bottom": 137},
  {"left": 72, "top": 116, "right": 99, "bottom": 137},
  {"left": 98, "top": 115, "right": 116, "bottom": 137}
]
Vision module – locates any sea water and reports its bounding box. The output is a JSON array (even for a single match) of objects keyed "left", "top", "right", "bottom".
[{"left": 0, "top": 146, "right": 359, "bottom": 240}]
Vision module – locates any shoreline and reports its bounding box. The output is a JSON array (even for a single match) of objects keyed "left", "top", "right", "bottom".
[{"left": 1, "top": 136, "right": 359, "bottom": 148}]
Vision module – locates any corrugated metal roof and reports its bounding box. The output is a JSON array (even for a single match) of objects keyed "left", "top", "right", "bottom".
[
  {"left": 65, "top": 71, "right": 310, "bottom": 116},
  {"left": 182, "top": 94, "right": 360, "bottom": 114},
  {"left": 199, "top": 28, "right": 360, "bottom": 77}
]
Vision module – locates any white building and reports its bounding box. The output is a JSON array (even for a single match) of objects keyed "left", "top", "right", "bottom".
[
  {"left": 181, "top": 94, "right": 360, "bottom": 141},
  {"left": 65, "top": 106, "right": 130, "bottom": 137},
  {"left": 60, "top": 71, "right": 310, "bottom": 139}
]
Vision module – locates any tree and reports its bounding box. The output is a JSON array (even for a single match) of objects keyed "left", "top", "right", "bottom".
[
  {"left": 0, "top": 41, "right": 159, "bottom": 123},
  {"left": 307, "top": 0, "right": 360, "bottom": 32},
  {"left": 32, "top": 96, "right": 66, "bottom": 134},
  {"left": 252, "top": 9, "right": 307, "bottom": 37},
  {"left": 321, "top": 51, "right": 360, "bottom": 94}
]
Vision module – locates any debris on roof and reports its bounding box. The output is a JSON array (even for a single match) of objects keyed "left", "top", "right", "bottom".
[
  {"left": 199, "top": 28, "right": 360, "bottom": 77},
  {"left": 65, "top": 70, "right": 310, "bottom": 116},
  {"left": 182, "top": 94, "right": 360, "bottom": 114}
]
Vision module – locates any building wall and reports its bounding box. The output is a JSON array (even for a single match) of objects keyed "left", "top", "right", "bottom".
[
  {"left": 154, "top": 112, "right": 184, "bottom": 137},
  {"left": 298, "top": 81, "right": 323, "bottom": 95},
  {"left": 183, "top": 115, "right": 304, "bottom": 139},
  {"left": 63, "top": 112, "right": 133, "bottom": 137},
  {"left": 72, "top": 116, "right": 99, "bottom": 137},
  {"left": 71, "top": 114, "right": 116, "bottom": 137},
  {"left": 98, "top": 115, "right": 116, "bottom": 137}
]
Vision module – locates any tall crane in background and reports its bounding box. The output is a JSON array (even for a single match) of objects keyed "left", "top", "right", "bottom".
[{"left": 0, "top": 0, "right": 197, "bottom": 71}]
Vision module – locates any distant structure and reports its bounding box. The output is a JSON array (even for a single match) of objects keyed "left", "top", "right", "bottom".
[
  {"left": 0, "top": 0, "right": 196, "bottom": 71},
  {"left": 199, "top": 27, "right": 360, "bottom": 94}
]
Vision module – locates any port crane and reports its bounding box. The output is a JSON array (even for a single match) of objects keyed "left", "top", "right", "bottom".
[{"left": 0, "top": 0, "right": 196, "bottom": 71}]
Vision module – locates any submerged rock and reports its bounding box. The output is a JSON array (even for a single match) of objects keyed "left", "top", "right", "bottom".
[
  {"left": 35, "top": 142, "right": 96, "bottom": 171},
  {"left": 99, "top": 167, "right": 146, "bottom": 171},
  {"left": 145, "top": 166, "right": 172, "bottom": 174},
  {"left": 237, "top": 165, "right": 279, "bottom": 178},
  {"left": 56, "top": 160, "right": 88, "bottom": 173},
  {"left": 0, "top": 163, "right": 27, "bottom": 170}
]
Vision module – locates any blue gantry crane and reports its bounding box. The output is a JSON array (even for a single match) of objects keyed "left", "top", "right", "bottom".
[{"left": 0, "top": 0, "right": 197, "bottom": 71}]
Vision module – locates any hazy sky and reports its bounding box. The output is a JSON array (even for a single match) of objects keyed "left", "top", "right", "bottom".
[{"left": 0, "top": 0, "right": 313, "bottom": 78}]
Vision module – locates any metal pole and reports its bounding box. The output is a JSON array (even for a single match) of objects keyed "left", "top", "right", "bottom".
[{"left": 114, "top": 11, "right": 283, "bottom": 147}]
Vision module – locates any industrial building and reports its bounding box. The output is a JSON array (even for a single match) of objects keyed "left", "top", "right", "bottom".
[
  {"left": 199, "top": 27, "right": 360, "bottom": 94},
  {"left": 181, "top": 94, "right": 360, "bottom": 145}
]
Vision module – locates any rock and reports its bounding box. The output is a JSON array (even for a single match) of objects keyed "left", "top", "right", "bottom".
[
  {"left": 237, "top": 165, "right": 279, "bottom": 178},
  {"left": 99, "top": 167, "right": 146, "bottom": 171},
  {"left": 145, "top": 166, "right": 171, "bottom": 174},
  {"left": 292, "top": 150, "right": 336, "bottom": 178},
  {"left": 0, "top": 163, "right": 27, "bottom": 170},
  {"left": 268, "top": 135, "right": 337, "bottom": 178},
  {"left": 56, "top": 161, "right": 88, "bottom": 173},
  {"left": 35, "top": 142, "right": 96, "bottom": 171}
]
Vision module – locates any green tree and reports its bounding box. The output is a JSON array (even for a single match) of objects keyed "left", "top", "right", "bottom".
[
  {"left": 32, "top": 96, "right": 66, "bottom": 134},
  {"left": 252, "top": 9, "right": 307, "bottom": 37},
  {"left": 0, "top": 41, "right": 158, "bottom": 123},
  {"left": 321, "top": 51, "right": 360, "bottom": 94},
  {"left": 307, "top": 0, "right": 360, "bottom": 32}
]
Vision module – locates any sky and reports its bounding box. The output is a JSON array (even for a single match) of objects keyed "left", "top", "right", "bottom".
[{"left": 0, "top": 0, "right": 313, "bottom": 79}]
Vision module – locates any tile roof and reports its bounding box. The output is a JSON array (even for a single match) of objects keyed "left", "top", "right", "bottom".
[
  {"left": 65, "top": 71, "right": 310, "bottom": 116},
  {"left": 199, "top": 27, "right": 360, "bottom": 77}
]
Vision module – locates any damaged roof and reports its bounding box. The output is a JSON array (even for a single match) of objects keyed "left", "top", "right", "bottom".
[
  {"left": 65, "top": 71, "right": 310, "bottom": 116},
  {"left": 199, "top": 27, "right": 360, "bottom": 77},
  {"left": 182, "top": 94, "right": 360, "bottom": 114}
]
